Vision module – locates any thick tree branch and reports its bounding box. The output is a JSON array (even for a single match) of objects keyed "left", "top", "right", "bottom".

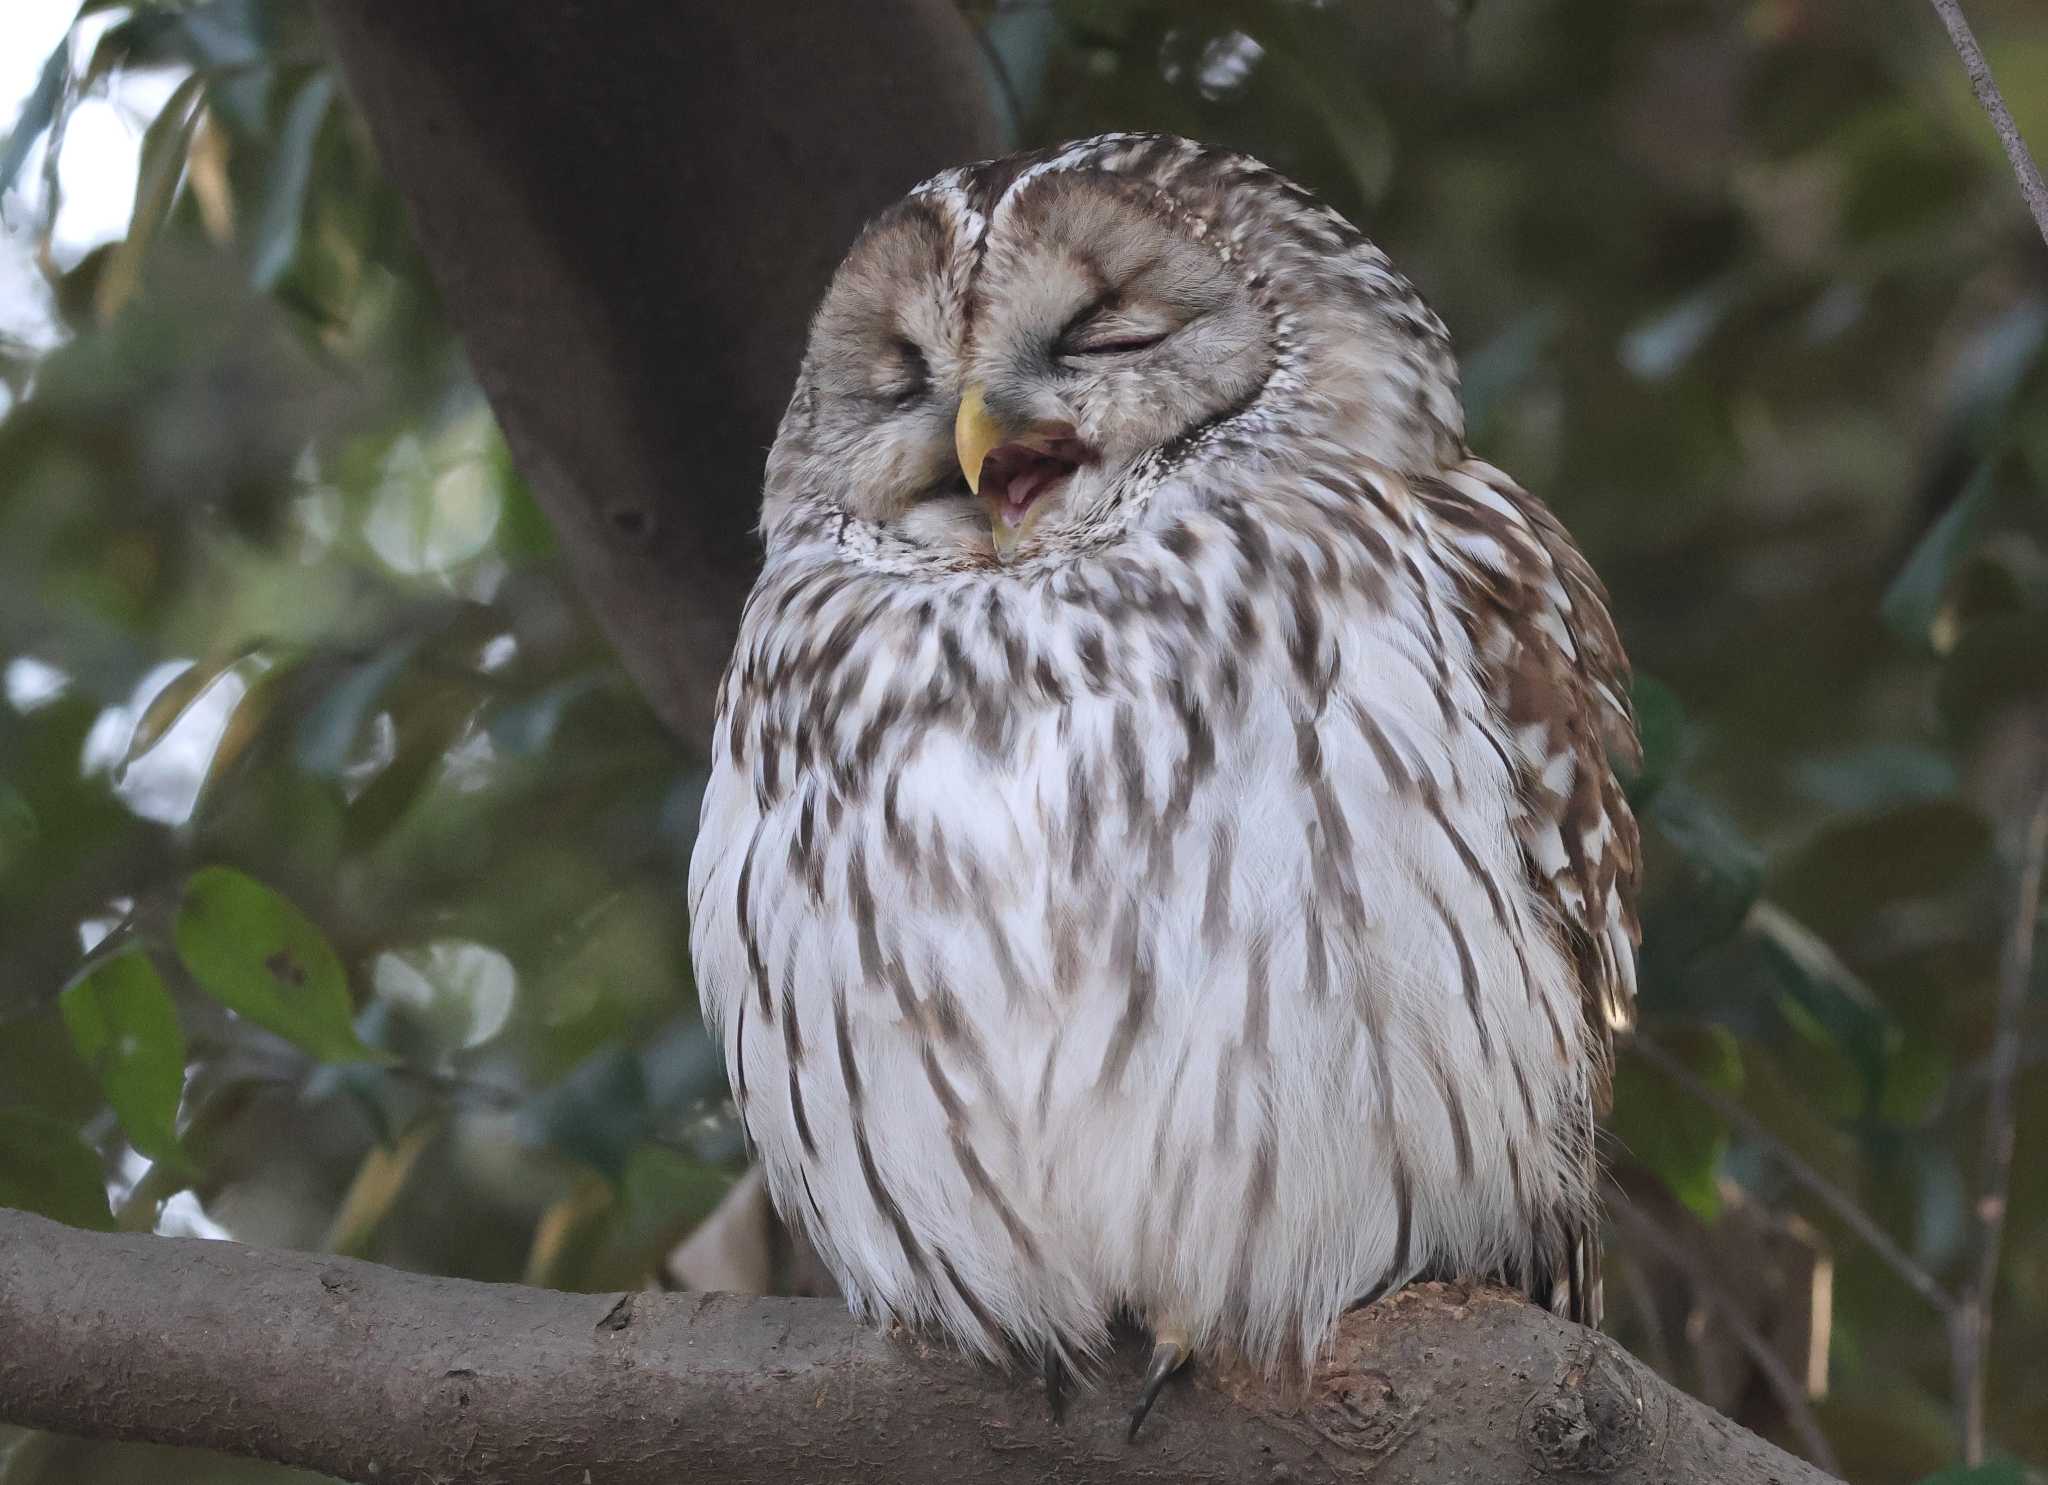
[
  {"left": 0, "top": 1210, "right": 1837, "bottom": 1485},
  {"left": 316, "top": 0, "right": 1005, "bottom": 743}
]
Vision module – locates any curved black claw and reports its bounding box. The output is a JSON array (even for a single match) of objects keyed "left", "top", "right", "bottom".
[{"left": 1125, "top": 1337, "right": 1188, "bottom": 1441}]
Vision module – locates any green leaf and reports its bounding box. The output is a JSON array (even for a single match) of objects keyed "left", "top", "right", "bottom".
[
  {"left": 1937, "top": 298, "right": 2048, "bottom": 442},
  {"left": 1649, "top": 783, "right": 1763, "bottom": 911},
  {"left": 0, "top": 1109, "right": 114, "bottom": 1231},
  {"left": 1938, "top": 610, "right": 2048, "bottom": 747},
  {"left": 81, "top": 13, "right": 187, "bottom": 89},
  {"left": 1626, "top": 673, "right": 1686, "bottom": 805},
  {"left": 1792, "top": 744, "right": 1958, "bottom": 814},
  {"left": 1904, "top": 1140, "right": 1968, "bottom": 1270},
  {"left": 249, "top": 70, "right": 336, "bottom": 292},
  {"left": 641, "top": 1018, "right": 727, "bottom": 1113},
  {"left": 341, "top": 692, "right": 474, "bottom": 851},
  {"left": 0, "top": 34, "right": 68, "bottom": 197},
  {"left": 1312, "top": 89, "right": 1395, "bottom": 206},
  {"left": 1635, "top": 782, "right": 1770, "bottom": 1003},
  {"left": 58, "top": 950, "right": 190, "bottom": 1170},
  {"left": 520, "top": 1046, "right": 650, "bottom": 1181},
  {"left": 294, "top": 637, "right": 421, "bottom": 776},
  {"left": 1914, "top": 1463, "right": 2025, "bottom": 1485},
  {"left": 94, "top": 69, "right": 208, "bottom": 322},
  {"left": 1882, "top": 464, "right": 1996, "bottom": 650},
  {"left": 174, "top": 866, "right": 386, "bottom": 1064},
  {"left": 1611, "top": 1028, "right": 1743, "bottom": 1221},
  {"left": 487, "top": 674, "right": 600, "bottom": 757},
  {"left": 604, "top": 1141, "right": 738, "bottom": 1271},
  {"left": 1749, "top": 900, "right": 1895, "bottom": 1105},
  {"left": 1620, "top": 276, "right": 1741, "bottom": 382},
  {"left": 1877, "top": 1040, "right": 1950, "bottom": 1127},
  {"left": 1776, "top": 800, "right": 1994, "bottom": 941},
  {"left": 121, "top": 654, "right": 247, "bottom": 770},
  {"left": 1639, "top": 783, "right": 1765, "bottom": 984},
  {"left": 0, "top": 780, "right": 38, "bottom": 875},
  {"left": 1460, "top": 304, "right": 1563, "bottom": 435}
]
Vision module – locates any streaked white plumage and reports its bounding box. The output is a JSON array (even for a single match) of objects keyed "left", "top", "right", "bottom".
[{"left": 688, "top": 133, "right": 1638, "bottom": 1385}]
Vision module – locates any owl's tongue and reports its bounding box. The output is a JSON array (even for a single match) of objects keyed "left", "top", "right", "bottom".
[{"left": 981, "top": 441, "right": 1085, "bottom": 525}]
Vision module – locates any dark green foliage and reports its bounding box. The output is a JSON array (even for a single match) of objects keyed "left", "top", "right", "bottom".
[{"left": 0, "top": 1109, "right": 115, "bottom": 1232}]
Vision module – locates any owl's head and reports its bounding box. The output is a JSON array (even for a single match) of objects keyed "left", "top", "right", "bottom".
[{"left": 763, "top": 134, "right": 1464, "bottom": 568}]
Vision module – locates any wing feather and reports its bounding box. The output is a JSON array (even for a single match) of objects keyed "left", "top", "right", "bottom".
[
  {"left": 1418, "top": 459, "right": 1642, "bottom": 1328},
  {"left": 1421, "top": 461, "right": 1641, "bottom": 1081}
]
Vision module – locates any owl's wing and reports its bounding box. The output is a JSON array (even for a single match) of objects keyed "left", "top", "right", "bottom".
[{"left": 1419, "top": 462, "right": 1642, "bottom": 1095}]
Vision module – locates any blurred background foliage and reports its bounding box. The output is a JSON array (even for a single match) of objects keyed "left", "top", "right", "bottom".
[{"left": 2, "top": 1, "right": 2046, "bottom": 1482}]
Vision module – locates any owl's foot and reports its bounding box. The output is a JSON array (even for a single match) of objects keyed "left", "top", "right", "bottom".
[
  {"left": 1125, "top": 1327, "right": 1190, "bottom": 1441},
  {"left": 1042, "top": 1349, "right": 1072, "bottom": 1424}
]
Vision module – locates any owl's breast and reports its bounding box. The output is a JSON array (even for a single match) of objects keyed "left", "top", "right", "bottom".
[{"left": 689, "top": 510, "right": 1604, "bottom": 1370}]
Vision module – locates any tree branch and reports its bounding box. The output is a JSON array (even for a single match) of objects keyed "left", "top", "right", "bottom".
[
  {"left": 1953, "top": 777, "right": 2048, "bottom": 1463},
  {"left": 0, "top": 1210, "right": 1840, "bottom": 1485},
  {"left": 1925, "top": 0, "right": 2048, "bottom": 250},
  {"left": 315, "top": 0, "right": 1005, "bottom": 743}
]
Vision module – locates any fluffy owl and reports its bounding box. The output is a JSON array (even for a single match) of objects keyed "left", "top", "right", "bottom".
[{"left": 687, "top": 133, "right": 1640, "bottom": 1430}]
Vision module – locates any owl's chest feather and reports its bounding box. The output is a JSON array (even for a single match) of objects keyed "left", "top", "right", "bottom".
[
  {"left": 728, "top": 494, "right": 1465, "bottom": 797},
  {"left": 705, "top": 496, "right": 1565, "bottom": 1112},
  {"left": 687, "top": 487, "right": 1605, "bottom": 1372}
]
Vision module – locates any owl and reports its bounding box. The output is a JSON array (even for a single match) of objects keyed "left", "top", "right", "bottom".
[{"left": 687, "top": 133, "right": 1640, "bottom": 1432}]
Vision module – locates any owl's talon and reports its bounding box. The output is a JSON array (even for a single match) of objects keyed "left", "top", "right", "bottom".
[
  {"left": 1125, "top": 1331, "right": 1189, "bottom": 1441},
  {"left": 1043, "top": 1350, "right": 1071, "bottom": 1424}
]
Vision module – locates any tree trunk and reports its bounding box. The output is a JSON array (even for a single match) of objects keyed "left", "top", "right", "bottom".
[{"left": 317, "top": 0, "right": 1006, "bottom": 742}]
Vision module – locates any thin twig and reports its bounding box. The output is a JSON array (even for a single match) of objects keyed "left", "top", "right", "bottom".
[
  {"left": 1953, "top": 779, "right": 2048, "bottom": 1465},
  {"left": 1935, "top": 1040, "right": 2048, "bottom": 1125},
  {"left": 1917, "top": 17, "right": 2048, "bottom": 1447},
  {"left": 1610, "top": 1194, "right": 1842, "bottom": 1478},
  {"left": 1926, "top": 0, "right": 2048, "bottom": 249},
  {"left": 1634, "top": 1037, "right": 1955, "bottom": 1314}
]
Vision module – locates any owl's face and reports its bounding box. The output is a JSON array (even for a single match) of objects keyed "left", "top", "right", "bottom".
[{"left": 763, "top": 134, "right": 1463, "bottom": 567}]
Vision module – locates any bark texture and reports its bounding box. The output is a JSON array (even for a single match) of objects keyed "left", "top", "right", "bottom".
[
  {"left": 317, "top": 0, "right": 1006, "bottom": 742},
  {"left": 0, "top": 1210, "right": 1837, "bottom": 1485}
]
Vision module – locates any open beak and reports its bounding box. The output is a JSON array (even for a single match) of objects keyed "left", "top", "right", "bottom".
[{"left": 954, "top": 383, "right": 1089, "bottom": 564}]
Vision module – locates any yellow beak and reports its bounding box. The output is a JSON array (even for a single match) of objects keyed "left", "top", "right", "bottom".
[
  {"left": 954, "top": 383, "right": 1003, "bottom": 495},
  {"left": 956, "top": 384, "right": 1060, "bottom": 563}
]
